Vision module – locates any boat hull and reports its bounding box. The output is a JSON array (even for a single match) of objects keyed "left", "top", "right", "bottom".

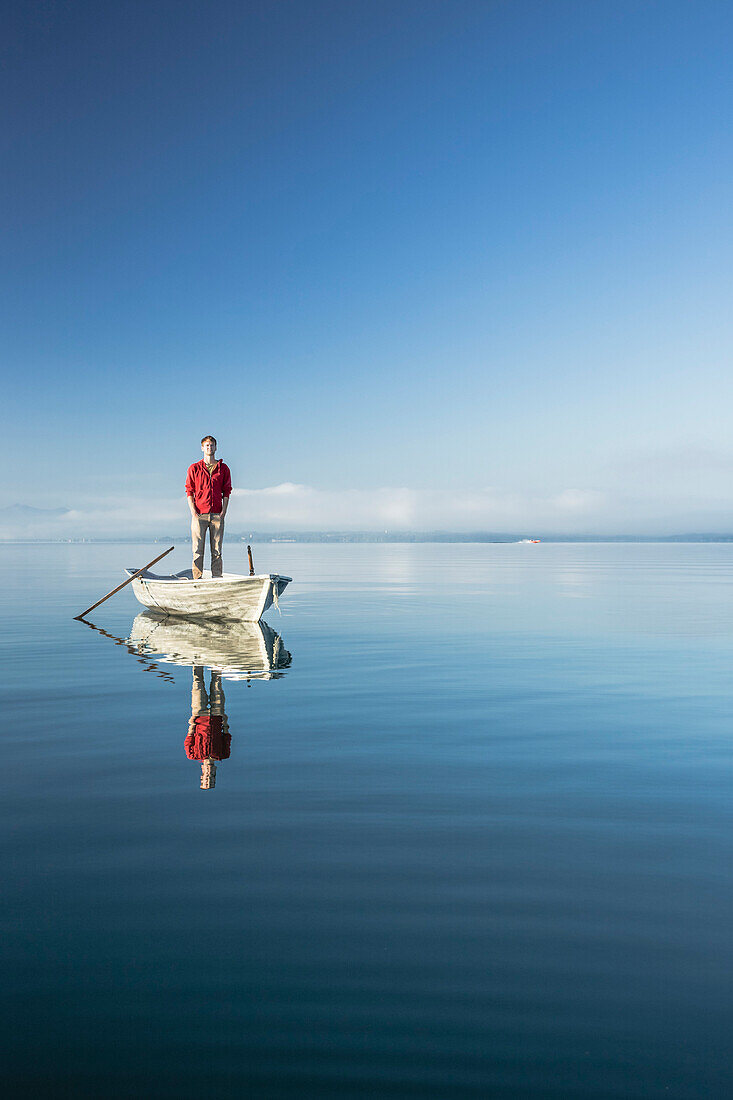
[{"left": 125, "top": 568, "right": 291, "bottom": 620}]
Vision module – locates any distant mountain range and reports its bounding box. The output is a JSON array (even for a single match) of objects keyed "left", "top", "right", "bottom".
[
  {"left": 2, "top": 504, "right": 70, "bottom": 517},
  {"left": 3, "top": 522, "right": 733, "bottom": 543}
]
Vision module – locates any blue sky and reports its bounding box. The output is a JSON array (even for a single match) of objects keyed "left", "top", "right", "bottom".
[{"left": 3, "top": 0, "right": 733, "bottom": 535}]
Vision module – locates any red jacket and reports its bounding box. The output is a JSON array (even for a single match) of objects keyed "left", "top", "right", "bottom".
[{"left": 185, "top": 460, "right": 232, "bottom": 515}]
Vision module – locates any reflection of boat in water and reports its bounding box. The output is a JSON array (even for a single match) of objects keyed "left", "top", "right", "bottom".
[
  {"left": 124, "top": 568, "right": 291, "bottom": 620},
  {"left": 78, "top": 613, "right": 291, "bottom": 791},
  {"left": 127, "top": 611, "right": 292, "bottom": 680}
]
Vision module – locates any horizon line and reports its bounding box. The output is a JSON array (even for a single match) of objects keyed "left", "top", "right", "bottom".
[{"left": 3, "top": 532, "right": 733, "bottom": 545}]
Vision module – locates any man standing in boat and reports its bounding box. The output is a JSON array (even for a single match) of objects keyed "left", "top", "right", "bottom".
[{"left": 185, "top": 436, "right": 232, "bottom": 579}]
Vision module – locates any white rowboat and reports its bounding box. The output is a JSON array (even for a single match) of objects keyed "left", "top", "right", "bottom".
[{"left": 125, "top": 568, "right": 291, "bottom": 620}]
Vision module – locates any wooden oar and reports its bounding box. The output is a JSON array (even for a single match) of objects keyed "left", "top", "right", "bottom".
[
  {"left": 74, "top": 546, "right": 175, "bottom": 620},
  {"left": 247, "top": 544, "right": 255, "bottom": 576}
]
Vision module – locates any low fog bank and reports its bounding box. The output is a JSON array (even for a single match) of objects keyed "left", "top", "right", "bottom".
[{"left": 3, "top": 483, "right": 733, "bottom": 540}]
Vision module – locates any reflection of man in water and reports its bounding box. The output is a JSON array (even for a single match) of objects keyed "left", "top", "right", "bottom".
[{"left": 185, "top": 667, "right": 231, "bottom": 789}]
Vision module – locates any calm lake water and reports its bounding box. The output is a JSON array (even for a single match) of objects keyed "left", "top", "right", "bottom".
[{"left": 3, "top": 542, "right": 733, "bottom": 1099}]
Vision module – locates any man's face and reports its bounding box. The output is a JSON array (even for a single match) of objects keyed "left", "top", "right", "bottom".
[{"left": 201, "top": 439, "right": 217, "bottom": 462}]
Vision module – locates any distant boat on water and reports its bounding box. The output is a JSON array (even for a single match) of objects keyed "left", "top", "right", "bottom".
[{"left": 517, "top": 539, "right": 541, "bottom": 544}]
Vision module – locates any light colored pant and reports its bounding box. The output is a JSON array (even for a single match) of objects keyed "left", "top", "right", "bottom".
[{"left": 191, "top": 512, "right": 224, "bottom": 578}]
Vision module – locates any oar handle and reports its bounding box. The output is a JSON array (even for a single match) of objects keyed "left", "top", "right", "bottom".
[
  {"left": 74, "top": 546, "right": 175, "bottom": 620},
  {"left": 247, "top": 544, "right": 255, "bottom": 576}
]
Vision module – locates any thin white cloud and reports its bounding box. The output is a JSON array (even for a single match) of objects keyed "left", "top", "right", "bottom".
[
  {"left": 4, "top": 481, "right": 730, "bottom": 537},
  {"left": 231, "top": 484, "right": 616, "bottom": 531},
  {"left": 550, "top": 489, "right": 605, "bottom": 512}
]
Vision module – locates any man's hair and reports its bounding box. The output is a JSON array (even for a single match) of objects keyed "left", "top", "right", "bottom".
[{"left": 201, "top": 435, "right": 217, "bottom": 446}]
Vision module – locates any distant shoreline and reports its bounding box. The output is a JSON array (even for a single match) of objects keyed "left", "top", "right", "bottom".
[{"left": 3, "top": 533, "right": 733, "bottom": 545}]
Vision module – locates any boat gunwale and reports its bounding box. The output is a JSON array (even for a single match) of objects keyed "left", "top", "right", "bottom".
[{"left": 125, "top": 569, "right": 292, "bottom": 586}]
